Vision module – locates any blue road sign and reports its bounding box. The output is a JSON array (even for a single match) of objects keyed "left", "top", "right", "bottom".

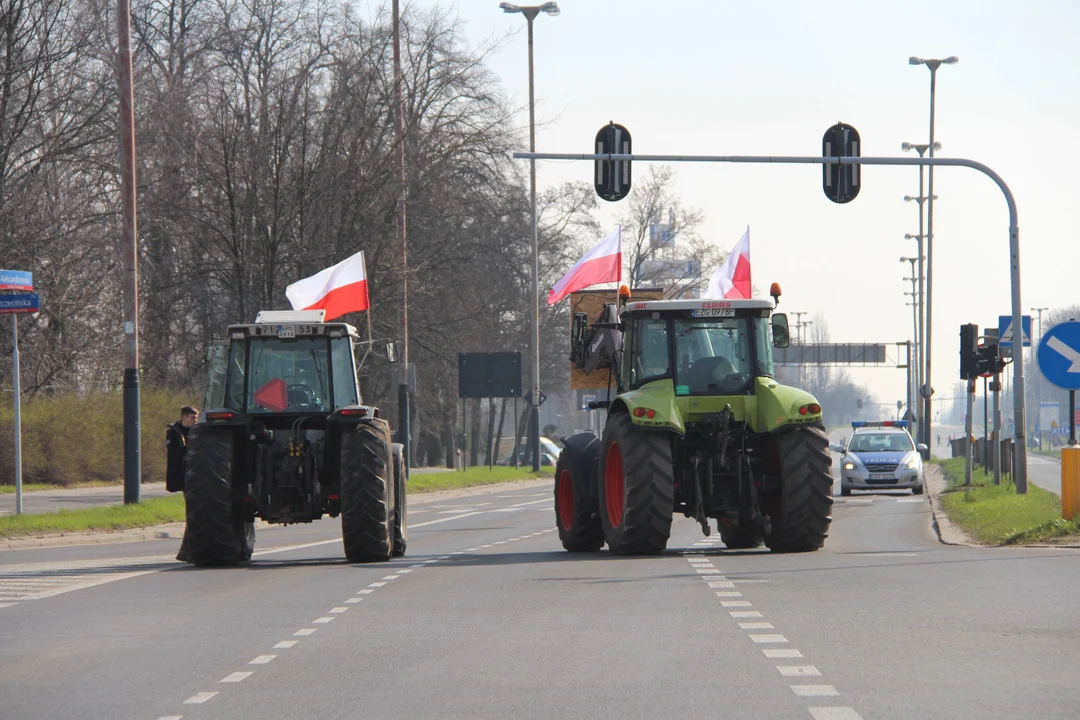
[
  {"left": 998, "top": 314, "right": 1031, "bottom": 347},
  {"left": 0, "top": 270, "right": 33, "bottom": 291},
  {"left": 1037, "top": 320, "right": 1080, "bottom": 391},
  {"left": 0, "top": 293, "right": 39, "bottom": 314}
]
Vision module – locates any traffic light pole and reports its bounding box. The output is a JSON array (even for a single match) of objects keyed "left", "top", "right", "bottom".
[
  {"left": 965, "top": 378, "right": 976, "bottom": 486},
  {"left": 514, "top": 150, "right": 1030, "bottom": 493},
  {"left": 993, "top": 372, "right": 1001, "bottom": 485}
]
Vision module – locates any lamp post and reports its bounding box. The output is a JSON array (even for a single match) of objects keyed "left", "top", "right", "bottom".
[
  {"left": 909, "top": 54, "right": 957, "bottom": 457},
  {"left": 901, "top": 139, "right": 939, "bottom": 445},
  {"left": 1031, "top": 306, "right": 1049, "bottom": 442},
  {"left": 501, "top": 2, "right": 559, "bottom": 471},
  {"left": 901, "top": 255, "right": 918, "bottom": 427}
]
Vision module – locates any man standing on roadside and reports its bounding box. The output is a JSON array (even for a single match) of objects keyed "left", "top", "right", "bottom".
[{"left": 166, "top": 405, "right": 199, "bottom": 561}]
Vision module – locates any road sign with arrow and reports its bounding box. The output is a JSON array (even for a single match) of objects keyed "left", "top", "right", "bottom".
[{"left": 1038, "top": 321, "right": 1080, "bottom": 391}]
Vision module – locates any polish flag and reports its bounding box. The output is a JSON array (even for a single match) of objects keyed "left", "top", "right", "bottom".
[
  {"left": 547, "top": 226, "right": 622, "bottom": 305},
  {"left": 286, "top": 250, "right": 370, "bottom": 321},
  {"left": 705, "top": 227, "right": 751, "bottom": 300}
]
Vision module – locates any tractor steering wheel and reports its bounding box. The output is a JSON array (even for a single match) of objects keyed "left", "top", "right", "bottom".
[{"left": 287, "top": 384, "right": 316, "bottom": 407}]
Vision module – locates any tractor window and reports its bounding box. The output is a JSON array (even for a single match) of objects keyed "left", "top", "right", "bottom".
[
  {"left": 627, "top": 317, "right": 671, "bottom": 389},
  {"left": 754, "top": 317, "right": 775, "bottom": 377},
  {"left": 204, "top": 342, "right": 229, "bottom": 410},
  {"left": 674, "top": 318, "right": 753, "bottom": 395},
  {"left": 223, "top": 340, "right": 247, "bottom": 411},
  {"left": 331, "top": 337, "right": 360, "bottom": 408},
  {"left": 246, "top": 337, "right": 331, "bottom": 413}
]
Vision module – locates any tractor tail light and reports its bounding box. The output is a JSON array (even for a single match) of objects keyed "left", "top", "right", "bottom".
[
  {"left": 633, "top": 407, "right": 645, "bottom": 417},
  {"left": 646, "top": 409, "right": 656, "bottom": 418},
  {"left": 205, "top": 411, "right": 235, "bottom": 421}
]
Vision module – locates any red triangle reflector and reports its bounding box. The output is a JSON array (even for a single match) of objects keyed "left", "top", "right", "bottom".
[{"left": 254, "top": 378, "right": 288, "bottom": 412}]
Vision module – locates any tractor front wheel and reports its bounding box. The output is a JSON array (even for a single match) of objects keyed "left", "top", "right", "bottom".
[
  {"left": 553, "top": 433, "right": 604, "bottom": 552},
  {"left": 597, "top": 414, "right": 673, "bottom": 555},
  {"left": 764, "top": 426, "right": 833, "bottom": 553}
]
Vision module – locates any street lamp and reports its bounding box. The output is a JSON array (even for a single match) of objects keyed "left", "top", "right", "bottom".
[
  {"left": 909, "top": 54, "right": 958, "bottom": 455},
  {"left": 1031, "top": 306, "right": 1049, "bottom": 437},
  {"left": 501, "top": 2, "right": 559, "bottom": 471}
]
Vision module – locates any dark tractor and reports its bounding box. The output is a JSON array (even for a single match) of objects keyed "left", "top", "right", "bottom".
[{"left": 184, "top": 310, "right": 407, "bottom": 566}]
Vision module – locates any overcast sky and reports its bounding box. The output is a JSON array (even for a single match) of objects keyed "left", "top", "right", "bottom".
[{"left": 371, "top": 0, "right": 1080, "bottom": 414}]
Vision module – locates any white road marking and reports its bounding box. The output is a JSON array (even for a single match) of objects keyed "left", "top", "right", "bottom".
[
  {"left": 845, "top": 499, "right": 873, "bottom": 505},
  {"left": 329, "top": 607, "right": 348, "bottom": 613},
  {"left": 157, "top": 716, "right": 183, "bottom": 720},
  {"left": 220, "top": 672, "right": 252, "bottom": 683},
  {"left": 274, "top": 641, "right": 298, "bottom": 649},
  {"left": 0, "top": 602, "right": 16, "bottom": 609},
  {"left": 344, "top": 598, "right": 363, "bottom": 604},
  {"left": 897, "top": 498, "right": 924, "bottom": 503},
  {"left": 731, "top": 610, "right": 763, "bottom": 618},
  {"left": 715, "top": 591, "right": 742, "bottom": 597},
  {"left": 764, "top": 648, "right": 804, "bottom": 658},
  {"left": 249, "top": 655, "right": 276, "bottom": 665},
  {"left": 850, "top": 552, "right": 917, "bottom": 557},
  {"left": 494, "top": 541, "right": 508, "bottom": 545},
  {"left": 312, "top": 616, "right": 335, "bottom": 624},
  {"left": 184, "top": 692, "right": 218, "bottom": 704},
  {"left": 369, "top": 582, "right": 386, "bottom": 588},
  {"left": 357, "top": 589, "right": 374, "bottom": 594},
  {"left": 792, "top": 685, "right": 839, "bottom": 697},
  {"left": 509, "top": 498, "right": 552, "bottom": 507},
  {"left": 696, "top": 569, "right": 723, "bottom": 575},
  {"left": 707, "top": 580, "right": 736, "bottom": 588},
  {"left": 381, "top": 575, "right": 399, "bottom": 581},
  {"left": 778, "top": 665, "right": 821, "bottom": 677},
  {"left": 409, "top": 511, "right": 484, "bottom": 528},
  {"left": 750, "top": 634, "right": 788, "bottom": 643},
  {"left": 739, "top": 622, "right": 774, "bottom": 629},
  {"left": 294, "top": 628, "right": 316, "bottom": 636},
  {"left": 809, "top": 708, "right": 864, "bottom": 720},
  {"left": 721, "top": 600, "right": 752, "bottom": 607},
  {"left": 396, "top": 568, "right": 414, "bottom": 574}
]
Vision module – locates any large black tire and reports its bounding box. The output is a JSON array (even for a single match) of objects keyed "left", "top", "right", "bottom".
[
  {"left": 764, "top": 426, "right": 833, "bottom": 553},
  {"left": 597, "top": 414, "right": 674, "bottom": 555},
  {"left": 391, "top": 443, "right": 407, "bottom": 557},
  {"left": 553, "top": 433, "right": 604, "bottom": 552},
  {"left": 340, "top": 419, "right": 394, "bottom": 563},
  {"left": 183, "top": 425, "right": 255, "bottom": 566}
]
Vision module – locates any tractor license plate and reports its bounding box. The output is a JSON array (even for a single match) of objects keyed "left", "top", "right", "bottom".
[
  {"left": 277, "top": 324, "right": 296, "bottom": 339},
  {"left": 869, "top": 473, "right": 894, "bottom": 481},
  {"left": 692, "top": 307, "right": 735, "bottom": 318}
]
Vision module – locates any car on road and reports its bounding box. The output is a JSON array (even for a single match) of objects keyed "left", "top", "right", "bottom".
[
  {"left": 497, "top": 437, "right": 561, "bottom": 467},
  {"left": 831, "top": 420, "right": 928, "bottom": 496}
]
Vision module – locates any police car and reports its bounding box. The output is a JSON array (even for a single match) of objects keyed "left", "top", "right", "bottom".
[{"left": 831, "top": 421, "right": 928, "bottom": 496}]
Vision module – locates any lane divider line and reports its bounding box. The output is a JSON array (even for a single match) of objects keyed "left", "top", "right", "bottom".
[{"left": 220, "top": 672, "right": 252, "bottom": 683}]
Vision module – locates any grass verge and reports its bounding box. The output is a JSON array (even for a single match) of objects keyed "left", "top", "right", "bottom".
[
  {"left": 937, "top": 457, "right": 1080, "bottom": 545},
  {"left": 408, "top": 466, "right": 552, "bottom": 493},
  {"left": 0, "top": 480, "right": 120, "bottom": 494},
  {"left": 0, "top": 495, "right": 186, "bottom": 538},
  {"left": 0, "top": 467, "right": 551, "bottom": 539}
]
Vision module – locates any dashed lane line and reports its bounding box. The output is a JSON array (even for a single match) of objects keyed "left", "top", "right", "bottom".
[{"left": 683, "top": 553, "right": 865, "bottom": 720}]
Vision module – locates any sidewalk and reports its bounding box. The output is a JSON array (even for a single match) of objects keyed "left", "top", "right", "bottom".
[{"left": 0, "top": 483, "right": 173, "bottom": 517}]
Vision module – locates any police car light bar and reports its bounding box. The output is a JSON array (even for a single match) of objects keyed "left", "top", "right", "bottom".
[{"left": 851, "top": 420, "right": 909, "bottom": 429}]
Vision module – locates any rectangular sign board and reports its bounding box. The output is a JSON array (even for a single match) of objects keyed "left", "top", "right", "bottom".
[
  {"left": 458, "top": 352, "right": 521, "bottom": 398},
  {"left": 569, "top": 288, "right": 666, "bottom": 390},
  {"left": 0, "top": 270, "right": 33, "bottom": 291},
  {"left": 998, "top": 314, "right": 1031, "bottom": 347},
  {"left": 0, "top": 293, "right": 39, "bottom": 314}
]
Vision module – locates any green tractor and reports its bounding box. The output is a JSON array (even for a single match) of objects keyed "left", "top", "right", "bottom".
[
  {"left": 555, "top": 287, "right": 832, "bottom": 554},
  {"left": 183, "top": 310, "right": 406, "bottom": 566}
]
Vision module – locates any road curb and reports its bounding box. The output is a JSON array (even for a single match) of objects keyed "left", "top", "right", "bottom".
[
  {"left": 0, "top": 476, "right": 552, "bottom": 552},
  {"left": 926, "top": 465, "right": 979, "bottom": 547}
]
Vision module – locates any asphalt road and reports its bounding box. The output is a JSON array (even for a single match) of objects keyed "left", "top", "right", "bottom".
[{"left": 2, "top": 460, "right": 1078, "bottom": 719}]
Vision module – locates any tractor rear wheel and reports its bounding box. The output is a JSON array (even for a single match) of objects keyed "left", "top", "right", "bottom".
[
  {"left": 765, "top": 426, "right": 833, "bottom": 553},
  {"left": 597, "top": 414, "right": 674, "bottom": 555},
  {"left": 391, "top": 443, "right": 407, "bottom": 557},
  {"left": 340, "top": 419, "right": 393, "bottom": 563},
  {"left": 553, "top": 433, "right": 603, "bottom": 552},
  {"left": 184, "top": 425, "right": 255, "bottom": 566}
]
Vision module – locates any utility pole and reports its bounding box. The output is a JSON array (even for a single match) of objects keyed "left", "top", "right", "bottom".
[
  {"left": 118, "top": 0, "right": 141, "bottom": 504},
  {"left": 392, "top": 0, "right": 411, "bottom": 475},
  {"left": 1031, "top": 306, "right": 1048, "bottom": 449}
]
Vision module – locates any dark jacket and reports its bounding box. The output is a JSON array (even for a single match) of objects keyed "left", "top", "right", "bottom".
[{"left": 166, "top": 421, "right": 190, "bottom": 492}]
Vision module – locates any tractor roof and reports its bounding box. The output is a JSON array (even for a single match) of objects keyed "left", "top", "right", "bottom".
[
  {"left": 227, "top": 309, "right": 360, "bottom": 340},
  {"left": 620, "top": 298, "right": 774, "bottom": 316}
]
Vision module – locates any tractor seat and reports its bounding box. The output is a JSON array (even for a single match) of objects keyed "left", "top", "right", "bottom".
[{"left": 689, "top": 356, "right": 737, "bottom": 390}]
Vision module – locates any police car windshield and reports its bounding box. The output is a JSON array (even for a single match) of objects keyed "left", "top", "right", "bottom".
[
  {"left": 848, "top": 432, "right": 914, "bottom": 453},
  {"left": 674, "top": 318, "right": 752, "bottom": 395}
]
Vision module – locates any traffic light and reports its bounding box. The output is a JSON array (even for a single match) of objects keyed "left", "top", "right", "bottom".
[
  {"left": 959, "top": 324, "right": 979, "bottom": 379},
  {"left": 594, "top": 122, "right": 631, "bottom": 202},
  {"left": 822, "top": 122, "right": 861, "bottom": 203},
  {"left": 974, "top": 341, "right": 1004, "bottom": 378}
]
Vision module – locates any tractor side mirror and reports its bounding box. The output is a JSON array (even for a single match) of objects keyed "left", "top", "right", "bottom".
[
  {"left": 385, "top": 341, "right": 400, "bottom": 363},
  {"left": 570, "top": 312, "right": 588, "bottom": 368},
  {"left": 771, "top": 313, "right": 790, "bottom": 348}
]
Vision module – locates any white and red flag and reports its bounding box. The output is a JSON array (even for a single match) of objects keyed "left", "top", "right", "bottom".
[
  {"left": 547, "top": 226, "right": 622, "bottom": 305},
  {"left": 705, "top": 226, "right": 751, "bottom": 299},
  {"left": 286, "top": 250, "right": 370, "bottom": 321}
]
